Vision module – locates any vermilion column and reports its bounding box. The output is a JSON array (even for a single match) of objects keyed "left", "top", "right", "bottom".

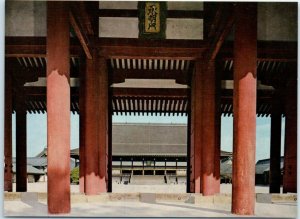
[
  {"left": 232, "top": 3, "right": 257, "bottom": 215},
  {"left": 107, "top": 93, "right": 112, "bottom": 192},
  {"left": 4, "top": 69, "right": 12, "bottom": 192},
  {"left": 84, "top": 50, "right": 101, "bottom": 195},
  {"left": 201, "top": 61, "right": 218, "bottom": 196},
  {"left": 214, "top": 114, "right": 221, "bottom": 193},
  {"left": 283, "top": 77, "right": 297, "bottom": 193},
  {"left": 187, "top": 111, "right": 191, "bottom": 193},
  {"left": 79, "top": 59, "right": 86, "bottom": 194},
  {"left": 16, "top": 95, "right": 27, "bottom": 192},
  {"left": 192, "top": 61, "right": 203, "bottom": 193},
  {"left": 189, "top": 76, "right": 195, "bottom": 193},
  {"left": 98, "top": 57, "right": 108, "bottom": 192},
  {"left": 214, "top": 70, "right": 221, "bottom": 193},
  {"left": 47, "top": 2, "right": 70, "bottom": 213},
  {"left": 269, "top": 91, "right": 282, "bottom": 193}
]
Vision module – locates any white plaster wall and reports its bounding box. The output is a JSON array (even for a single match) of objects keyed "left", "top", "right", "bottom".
[
  {"left": 99, "top": 1, "right": 203, "bottom": 10},
  {"left": 258, "top": 2, "right": 297, "bottom": 41},
  {"left": 99, "top": 1, "right": 138, "bottom": 9},
  {"left": 99, "top": 17, "right": 203, "bottom": 39},
  {"left": 167, "top": 2, "right": 203, "bottom": 10},
  {"left": 7, "top": 2, "right": 295, "bottom": 41},
  {"left": 227, "top": 2, "right": 297, "bottom": 41},
  {"left": 5, "top": 1, "right": 46, "bottom": 36},
  {"left": 166, "top": 18, "right": 203, "bottom": 39},
  {"left": 99, "top": 17, "right": 139, "bottom": 38}
]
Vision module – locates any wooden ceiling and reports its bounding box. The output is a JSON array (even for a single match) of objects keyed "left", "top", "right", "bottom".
[{"left": 5, "top": 2, "right": 297, "bottom": 117}]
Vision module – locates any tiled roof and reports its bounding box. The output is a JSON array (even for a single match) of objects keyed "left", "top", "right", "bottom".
[{"left": 12, "top": 165, "right": 45, "bottom": 175}]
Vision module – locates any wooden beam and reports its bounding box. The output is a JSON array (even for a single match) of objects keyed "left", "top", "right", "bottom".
[
  {"left": 85, "top": 2, "right": 100, "bottom": 35},
  {"left": 6, "top": 36, "right": 296, "bottom": 61},
  {"left": 98, "top": 38, "right": 207, "bottom": 59},
  {"left": 208, "top": 17, "right": 234, "bottom": 61},
  {"left": 71, "top": 2, "right": 95, "bottom": 35},
  {"left": 206, "top": 3, "right": 234, "bottom": 61},
  {"left": 99, "top": 9, "right": 203, "bottom": 19},
  {"left": 99, "top": 9, "right": 137, "bottom": 17},
  {"left": 207, "top": 4, "right": 224, "bottom": 39},
  {"left": 5, "top": 37, "right": 83, "bottom": 57},
  {"left": 69, "top": 11, "right": 92, "bottom": 59},
  {"left": 219, "top": 41, "right": 297, "bottom": 61}
]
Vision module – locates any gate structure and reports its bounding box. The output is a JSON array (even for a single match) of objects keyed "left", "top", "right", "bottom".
[{"left": 5, "top": 1, "right": 297, "bottom": 215}]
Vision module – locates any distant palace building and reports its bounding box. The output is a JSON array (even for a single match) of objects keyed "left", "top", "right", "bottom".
[{"left": 70, "top": 123, "right": 232, "bottom": 180}]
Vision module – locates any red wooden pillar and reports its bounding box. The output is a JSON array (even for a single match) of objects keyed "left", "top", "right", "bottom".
[
  {"left": 4, "top": 69, "right": 12, "bottom": 192},
  {"left": 79, "top": 59, "right": 86, "bottom": 194},
  {"left": 191, "top": 60, "right": 203, "bottom": 193},
  {"left": 187, "top": 108, "right": 191, "bottom": 193},
  {"left": 16, "top": 96, "right": 27, "bottom": 192},
  {"left": 283, "top": 77, "right": 297, "bottom": 193},
  {"left": 107, "top": 88, "right": 113, "bottom": 192},
  {"left": 84, "top": 50, "right": 101, "bottom": 195},
  {"left": 98, "top": 57, "right": 108, "bottom": 192},
  {"left": 232, "top": 3, "right": 257, "bottom": 215},
  {"left": 214, "top": 67, "right": 221, "bottom": 193},
  {"left": 269, "top": 91, "right": 282, "bottom": 193},
  {"left": 47, "top": 2, "right": 70, "bottom": 213},
  {"left": 214, "top": 113, "right": 221, "bottom": 193},
  {"left": 201, "top": 60, "right": 218, "bottom": 196},
  {"left": 189, "top": 74, "right": 195, "bottom": 193}
]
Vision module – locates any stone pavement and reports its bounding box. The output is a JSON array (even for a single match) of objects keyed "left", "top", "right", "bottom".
[
  {"left": 4, "top": 193, "right": 297, "bottom": 218},
  {"left": 4, "top": 198, "right": 298, "bottom": 218},
  {"left": 3, "top": 183, "right": 297, "bottom": 218}
]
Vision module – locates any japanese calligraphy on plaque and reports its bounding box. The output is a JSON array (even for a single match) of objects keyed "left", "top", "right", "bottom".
[
  {"left": 145, "top": 2, "right": 160, "bottom": 33},
  {"left": 138, "top": 2, "right": 167, "bottom": 39}
]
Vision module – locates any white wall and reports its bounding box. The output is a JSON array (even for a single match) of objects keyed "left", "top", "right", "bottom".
[
  {"left": 258, "top": 2, "right": 297, "bottom": 41},
  {"left": 5, "top": 1, "right": 46, "bottom": 36},
  {"left": 5, "top": 1, "right": 297, "bottom": 41}
]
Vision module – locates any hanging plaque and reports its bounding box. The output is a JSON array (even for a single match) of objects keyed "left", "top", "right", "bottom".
[{"left": 138, "top": 2, "right": 167, "bottom": 39}]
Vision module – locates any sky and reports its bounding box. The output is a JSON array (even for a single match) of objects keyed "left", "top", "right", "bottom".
[{"left": 11, "top": 113, "right": 285, "bottom": 162}]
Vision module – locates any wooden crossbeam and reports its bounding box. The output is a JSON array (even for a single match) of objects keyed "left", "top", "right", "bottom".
[
  {"left": 5, "top": 37, "right": 83, "bottom": 57},
  {"left": 71, "top": 2, "right": 95, "bottom": 35},
  {"left": 7, "top": 36, "right": 295, "bottom": 62},
  {"left": 205, "top": 3, "right": 234, "bottom": 61},
  {"left": 219, "top": 41, "right": 297, "bottom": 61},
  {"left": 98, "top": 9, "right": 203, "bottom": 19},
  {"left": 69, "top": 11, "right": 92, "bottom": 59},
  {"left": 98, "top": 38, "right": 207, "bottom": 59}
]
